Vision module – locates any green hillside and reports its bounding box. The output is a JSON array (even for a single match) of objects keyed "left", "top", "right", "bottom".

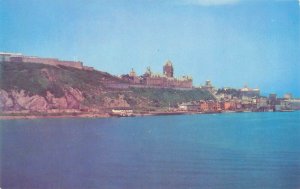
[
  {"left": 0, "top": 61, "right": 124, "bottom": 97},
  {"left": 130, "top": 88, "right": 213, "bottom": 107}
]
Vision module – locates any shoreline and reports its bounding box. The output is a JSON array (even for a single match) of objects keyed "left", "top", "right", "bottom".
[
  {"left": 0, "top": 110, "right": 296, "bottom": 120},
  {"left": 0, "top": 113, "right": 110, "bottom": 120}
]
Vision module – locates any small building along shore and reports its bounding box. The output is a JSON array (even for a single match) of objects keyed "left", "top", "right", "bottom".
[{"left": 110, "top": 108, "right": 134, "bottom": 117}]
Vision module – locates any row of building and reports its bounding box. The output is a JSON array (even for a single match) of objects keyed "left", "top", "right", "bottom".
[
  {"left": 179, "top": 92, "right": 300, "bottom": 113},
  {"left": 179, "top": 80, "right": 299, "bottom": 112},
  {"left": 179, "top": 100, "right": 242, "bottom": 112},
  {"left": 0, "top": 52, "right": 94, "bottom": 71}
]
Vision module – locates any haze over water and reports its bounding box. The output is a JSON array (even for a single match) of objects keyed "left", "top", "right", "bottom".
[{"left": 1, "top": 112, "right": 300, "bottom": 189}]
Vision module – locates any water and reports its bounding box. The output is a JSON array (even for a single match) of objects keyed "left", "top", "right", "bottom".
[{"left": 1, "top": 112, "right": 300, "bottom": 189}]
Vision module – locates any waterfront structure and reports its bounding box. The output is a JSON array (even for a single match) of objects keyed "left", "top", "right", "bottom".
[
  {"left": 288, "top": 99, "right": 300, "bottom": 110},
  {"left": 178, "top": 102, "right": 199, "bottom": 111},
  {"left": 111, "top": 108, "right": 134, "bottom": 117},
  {"left": 220, "top": 101, "right": 232, "bottom": 110},
  {"left": 0, "top": 52, "right": 93, "bottom": 70},
  {"left": 175, "top": 92, "right": 298, "bottom": 113},
  {"left": 279, "top": 100, "right": 293, "bottom": 111},
  {"left": 199, "top": 100, "right": 221, "bottom": 112},
  {"left": 256, "top": 97, "right": 271, "bottom": 111},
  {"left": 278, "top": 98, "right": 300, "bottom": 110}
]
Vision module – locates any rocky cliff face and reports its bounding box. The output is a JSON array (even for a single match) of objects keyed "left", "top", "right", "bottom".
[
  {"left": 0, "top": 87, "right": 84, "bottom": 112},
  {"left": 0, "top": 88, "right": 145, "bottom": 112}
]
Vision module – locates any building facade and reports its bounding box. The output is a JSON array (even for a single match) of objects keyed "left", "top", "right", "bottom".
[
  {"left": 199, "top": 100, "right": 221, "bottom": 112},
  {"left": 122, "top": 60, "right": 193, "bottom": 89}
]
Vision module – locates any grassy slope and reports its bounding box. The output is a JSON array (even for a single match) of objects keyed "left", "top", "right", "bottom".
[
  {"left": 130, "top": 87, "right": 213, "bottom": 107},
  {"left": 0, "top": 61, "right": 125, "bottom": 98}
]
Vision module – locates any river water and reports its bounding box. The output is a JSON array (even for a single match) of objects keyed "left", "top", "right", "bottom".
[{"left": 1, "top": 112, "right": 300, "bottom": 189}]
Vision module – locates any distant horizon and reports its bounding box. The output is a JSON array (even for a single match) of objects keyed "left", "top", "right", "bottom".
[{"left": 1, "top": 0, "right": 299, "bottom": 97}]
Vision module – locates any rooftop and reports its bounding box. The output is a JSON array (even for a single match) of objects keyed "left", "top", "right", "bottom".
[{"left": 164, "top": 60, "right": 173, "bottom": 66}]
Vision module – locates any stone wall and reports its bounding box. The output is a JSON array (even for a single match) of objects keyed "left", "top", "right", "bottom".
[
  {"left": 145, "top": 76, "right": 192, "bottom": 88},
  {"left": 0, "top": 53, "right": 84, "bottom": 69},
  {"left": 22, "top": 56, "right": 83, "bottom": 69}
]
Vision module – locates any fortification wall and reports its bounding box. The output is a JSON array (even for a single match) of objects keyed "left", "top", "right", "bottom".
[
  {"left": 83, "top": 66, "right": 94, "bottom": 71},
  {"left": 129, "top": 84, "right": 193, "bottom": 90},
  {"left": 12, "top": 56, "right": 84, "bottom": 69},
  {"left": 58, "top": 60, "right": 83, "bottom": 69},
  {"left": 22, "top": 57, "right": 58, "bottom": 65},
  {"left": 145, "top": 76, "right": 192, "bottom": 88}
]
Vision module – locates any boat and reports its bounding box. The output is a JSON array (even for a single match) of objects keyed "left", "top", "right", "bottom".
[
  {"left": 279, "top": 109, "right": 294, "bottom": 112},
  {"left": 110, "top": 108, "right": 134, "bottom": 117}
]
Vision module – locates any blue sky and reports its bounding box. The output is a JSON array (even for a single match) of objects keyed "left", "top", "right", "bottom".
[{"left": 1, "top": 0, "right": 299, "bottom": 97}]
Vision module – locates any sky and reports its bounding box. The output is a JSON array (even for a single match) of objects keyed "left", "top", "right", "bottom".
[{"left": 1, "top": 0, "right": 299, "bottom": 97}]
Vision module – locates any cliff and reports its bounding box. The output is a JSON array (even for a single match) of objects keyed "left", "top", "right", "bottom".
[{"left": 0, "top": 61, "right": 213, "bottom": 114}]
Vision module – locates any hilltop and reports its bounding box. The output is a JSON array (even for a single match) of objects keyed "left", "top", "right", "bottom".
[{"left": 0, "top": 61, "right": 213, "bottom": 116}]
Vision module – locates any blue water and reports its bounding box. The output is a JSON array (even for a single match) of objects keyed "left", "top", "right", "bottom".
[{"left": 1, "top": 112, "right": 300, "bottom": 189}]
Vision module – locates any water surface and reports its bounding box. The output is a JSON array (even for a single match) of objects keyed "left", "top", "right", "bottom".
[{"left": 1, "top": 112, "right": 300, "bottom": 189}]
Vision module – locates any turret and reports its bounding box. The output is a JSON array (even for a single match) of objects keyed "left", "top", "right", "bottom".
[
  {"left": 163, "top": 60, "right": 174, "bottom": 77},
  {"left": 129, "top": 68, "right": 136, "bottom": 77}
]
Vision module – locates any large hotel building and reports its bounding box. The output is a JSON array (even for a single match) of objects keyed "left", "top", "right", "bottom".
[{"left": 122, "top": 60, "right": 193, "bottom": 89}]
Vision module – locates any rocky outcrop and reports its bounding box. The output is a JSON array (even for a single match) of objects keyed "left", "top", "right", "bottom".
[
  {"left": 45, "top": 91, "right": 68, "bottom": 109},
  {"left": 0, "top": 90, "right": 14, "bottom": 110},
  {"left": 11, "top": 90, "right": 48, "bottom": 111},
  {"left": 64, "top": 87, "right": 84, "bottom": 109},
  {"left": 0, "top": 87, "right": 84, "bottom": 112}
]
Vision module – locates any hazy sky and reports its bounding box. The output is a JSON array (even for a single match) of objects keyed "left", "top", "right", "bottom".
[{"left": 1, "top": 0, "right": 299, "bottom": 96}]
